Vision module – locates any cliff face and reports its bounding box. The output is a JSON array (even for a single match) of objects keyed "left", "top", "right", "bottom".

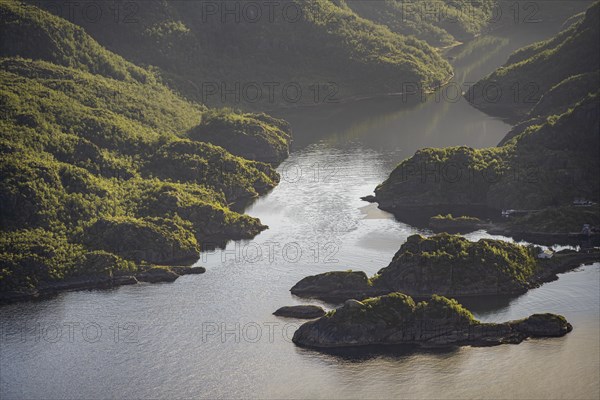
[{"left": 293, "top": 293, "right": 572, "bottom": 348}]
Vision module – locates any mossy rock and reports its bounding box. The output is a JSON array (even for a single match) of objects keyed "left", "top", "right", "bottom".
[
  {"left": 375, "top": 234, "right": 539, "bottom": 296},
  {"left": 136, "top": 267, "right": 179, "bottom": 283},
  {"left": 291, "top": 234, "right": 543, "bottom": 301},
  {"left": 1, "top": 1, "right": 299, "bottom": 296},
  {"left": 273, "top": 305, "right": 326, "bottom": 319},
  {"left": 511, "top": 313, "right": 573, "bottom": 337},
  {"left": 290, "top": 270, "right": 384, "bottom": 302},
  {"left": 292, "top": 292, "right": 571, "bottom": 349}
]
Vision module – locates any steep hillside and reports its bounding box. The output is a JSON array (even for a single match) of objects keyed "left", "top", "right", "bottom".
[
  {"left": 0, "top": 1, "right": 290, "bottom": 295},
  {"left": 374, "top": 92, "right": 599, "bottom": 215},
  {"left": 466, "top": 2, "right": 600, "bottom": 120},
  {"left": 372, "top": 2, "right": 600, "bottom": 223},
  {"left": 342, "top": 0, "right": 495, "bottom": 47},
  {"left": 30, "top": 0, "right": 453, "bottom": 107},
  {"left": 0, "top": 0, "right": 151, "bottom": 82}
]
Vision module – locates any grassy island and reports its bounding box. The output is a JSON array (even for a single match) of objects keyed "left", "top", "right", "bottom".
[{"left": 292, "top": 292, "right": 572, "bottom": 348}]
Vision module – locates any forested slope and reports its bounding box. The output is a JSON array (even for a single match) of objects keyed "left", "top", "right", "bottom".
[{"left": 0, "top": 1, "right": 290, "bottom": 295}]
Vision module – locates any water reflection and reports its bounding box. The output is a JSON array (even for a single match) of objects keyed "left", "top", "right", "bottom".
[
  {"left": 2, "top": 23, "right": 598, "bottom": 400},
  {"left": 296, "top": 343, "right": 460, "bottom": 363}
]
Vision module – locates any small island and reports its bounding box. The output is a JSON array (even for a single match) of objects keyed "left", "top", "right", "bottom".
[
  {"left": 292, "top": 293, "right": 572, "bottom": 349},
  {"left": 291, "top": 271, "right": 384, "bottom": 303},
  {"left": 291, "top": 234, "right": 600, "bottom": 302}
]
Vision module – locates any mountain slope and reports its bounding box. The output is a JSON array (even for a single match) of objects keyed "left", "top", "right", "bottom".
[
  {"left": 31, "top": 0, "right": 453, "bottom": 107},
  {"left": 373, "top": 2, "right": 600, "bottom": 222},
  {"left": 466, "top": 2, "right": 600, "bottom": 120},
  {"left": 341, "top": 0, "right": 495, "bottom": 47},
  {"left": 0, "top": 1, "right": 290, "bottom": 295}
]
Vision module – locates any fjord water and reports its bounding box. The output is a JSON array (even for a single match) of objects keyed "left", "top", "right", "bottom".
[{"left": 2, "top": 30, "right": 599, "bottom": 399}]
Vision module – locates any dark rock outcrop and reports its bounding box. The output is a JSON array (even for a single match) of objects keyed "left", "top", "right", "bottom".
[
  {"left": 292, "top": 293, "right": 573, "bottom": 349},
  {"left": 0, "top": 265, "right": 206, "bottom": 304},
  {"left": 428, "top": 214, "right": 488, "bottom": 233},
  {"left": 170, "top": 266, "right": 207, "bottom": 275},
  {"left": 291, "top": 271, "right": 385, "bottom": 303},
  {"left": 136, "top": 267, "right": 180, "bottom": 283},
  {"left": 361, "top": 195, "right": 377, "bottom": 203},
  {"left": 273, "top": 305, "right": 326, "bottom": 319}
]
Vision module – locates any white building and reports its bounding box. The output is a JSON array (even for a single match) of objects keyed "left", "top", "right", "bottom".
[{"left": 537, "top": 249, "right": 554, "bottom": 259}]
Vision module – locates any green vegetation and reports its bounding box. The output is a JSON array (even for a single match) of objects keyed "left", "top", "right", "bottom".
[
  {"left": 342, "top": 0, "right": 495, "bottom": 47},
  {"left": 431, "top": 214, "right": 483, "bottom": 222},
  {"left": 292, "top": 234, "right": 543, "bottom": 299},
  {"left": 467, "top": 1, "right": 600, "bottom": 120},
  {"left": 189, "top": 109, "right": 292, "bottom": 163},
  {"left": 292, "top": 291, "right": 572, "bottom": 348},
  {"left": 313, "top": 292, "right": 477, "bottom": 326},
  {"left": 429, "top": 214, "right": 485, "bottom": 233},
  {"left": 0, "top": 0, "right": 152, "bottom": 83},
  {"left": 0, "top": 229, "right": 135, "bottom": 292},
  {"left": 375, "top": 145, "right": 510, "bottom": 209},
  {"left": 415, "top": 294, "right": 477, "bottom": 323},
  {"left": 376, "top": 3, "right": 600, "bottom": 217},
  {"left": 529, "top": 71, "right": 600, "bottom": 119},
  {"left": 508, "top": 206, "right": 600, "bottom": 233},
  {"left": 0, "top": 1, "right": 291, "bottom": 294},
  {"left": 376, "top": 94, "right": 599, "bottom": 213},
  {"left": 79, "top": 216, "right": 199, "bottom": 264},
  {"left": 31, "top": 0, "right": 453, "bottom": 106},
  {"left": 375, "top": 234, "right": 539, "bottom": 295}
]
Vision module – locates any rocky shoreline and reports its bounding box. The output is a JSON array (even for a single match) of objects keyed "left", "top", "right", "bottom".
[
  {"left": 364, "top": 194, "right": 600, "bottom": 246},
  {"left": 428, "top": 215, "right": 490, "bottom": 234},
  {"left": 487, "top": 226, "right": 600, "bottom": 247},
  {"left": 291, "top": 271, "right": 384, "bottom": 303},
  {"left": 0, "top": 265, "right": 206, "bottom": 305},
  {"left": 293, "top": 293, "right": 573, "bottom": 349},
  {"left": 273, "top": 305, "right": 326, "bottom": 319}
]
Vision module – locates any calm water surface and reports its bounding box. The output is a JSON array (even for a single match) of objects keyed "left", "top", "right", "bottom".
[{"left": 1, "top": 28, "right": 598, "bottom": 399}]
